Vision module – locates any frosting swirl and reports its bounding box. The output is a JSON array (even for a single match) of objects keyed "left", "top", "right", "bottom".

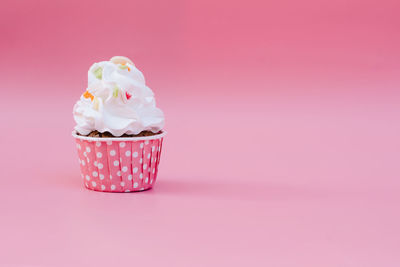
[{"left": 73, "top": 56, "right": 165, "bottom": 136}]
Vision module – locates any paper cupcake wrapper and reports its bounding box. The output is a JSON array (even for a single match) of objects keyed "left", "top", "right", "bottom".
[{"left": 73, "top": 132, "right": 165, "bottom": 192}]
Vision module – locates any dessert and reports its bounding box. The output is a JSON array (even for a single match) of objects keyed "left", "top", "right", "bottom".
[
  {"left": 72, "top": 56, "right": 166, "bottom": 192},
  {"left": 73, "top": 56, "right": 164, "bottom": 137}
]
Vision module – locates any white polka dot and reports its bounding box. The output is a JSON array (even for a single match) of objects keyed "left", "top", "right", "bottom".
[
  {"left": 152, "top": 146, "right": 155, "bottom": 152},
  {"left": 86, "top": 158, "right": 90, "bottom": 163},
  {"left": 85, "top": 182, "right": 89, "bottom": 187},
  {"left": 145, "top": 140, "right": 149, "bottom": 145},
  {"left": 86, "top": 175, "right": 90, "bottom": 181},
  {"left": 98, "top": 163, "right": 103, "bottom": 169},
  {"left": 143, "top": 164, "right": 147, "bottom": 170},
  {"left": 106, "top": 141, "right": 112, "bottom": 145},
  {"left": 111, "top": 184, "right": 116, "bottom": 190},
  {"left": 96, "top": 152, "right": 102, "bottom": 158},
  {"left": 153, "top": 168, "right": 155, "bottom": 174},
  {"left": 132, "top": 167, "right": 138, "bottom": 173},
  {"left": 140, "top": 158, "right": 143, "bottom": 164},
  {"left": 145, "top": 177, "right": 149, "bottom": 183},
  {"left": 139, "top": 173, "right": 143, "bottom": 179},
  {"left": 110, "top": 150, "right": 116, "bottom": 156},
  {"left": 117, "top": 171, "right": 121, "bottom": 176},
  {"left": 133, "top": 182, "right": 139, "bottom": 188},
  {"left": 92, "top": 171, "right": 98, "bottom": 177},
  {"left": 133, "top": 151, "right": 138, "bottom": 158},
  {"left": 122, "top": 166, "right": 128, "bottom": 172},
  {"left": 119, "top": 142, "right": 126, "bottom": 148},
  {"left": 147, "top": 153, "right": 151, "bottom": 159},
  {"left": 101, "top": 185, "right": 106, "bottom": 190},
  {"left": 128, "top": 175, "right": 133, "bottom": 180},
  {"left": 77, "top": 144, "right": 81, "bottom": 150},
  {"left": 109, "top": 175, "right": 112, "bottom": 179},
  {"left": 91, "top": 181, "right": 96, "bottom": 187},
  {"left": 99, "top": 174, "right": 104, "bottom": 180},
  {"left": 125, "top": 150, "right": 131, "bottom": 157},
  {"left": 94, "top": 161, "right": 98, "bottom": 166},
  {"left": 150, "top": 179, "right": 153, "bottom": 184},
  {"left": 113, "top": 160, "right": 119, "bottom": 166},
  {"left": 125, "top": 190, "right": 130, "bottom": 192},
  {"left": 140, "top": 143, "right": 144, "bottom": 148},
  {"left": 81, "top": 160, "right": 86, "bottom": 166},
  {"left": 120, "top": 181, "right": 125, "bottom": 186},
  {"left": 96, "top": 142, "right": 101, "bottom": 147},
  {"left": 86, "top": 147, "right": 91, "bottom": 153},
  {"left": 83, "top": 151, "right": 87, "bottom": 157}
]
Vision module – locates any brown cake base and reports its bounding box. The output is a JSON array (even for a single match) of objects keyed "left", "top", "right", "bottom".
[{"left": 78, "top": 130, "right": 162, "bottom": 138}]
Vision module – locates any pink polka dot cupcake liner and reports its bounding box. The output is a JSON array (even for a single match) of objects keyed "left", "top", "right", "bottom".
[{"left": 72, "top": 131, "right": 166, "bottom": 192}]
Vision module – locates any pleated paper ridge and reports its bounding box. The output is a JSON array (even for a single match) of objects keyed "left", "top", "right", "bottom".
[{"left": 75, "top": 137, "right": 164, "bottom": 192}]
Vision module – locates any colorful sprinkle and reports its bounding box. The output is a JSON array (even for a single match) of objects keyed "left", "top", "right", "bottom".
[
  {"left": 83, "top": 90, "right": 94, "bottom": 101},
  {"left": 93, "top": 67, "right": 103, "bottom": 79},
  {"left": 119, "top": 64, "right": 131, "bottom": 72},
  {"left": 93, "top": 97, "right": 99, "bottom": 110},
  {"left": 125, "top": 92, "right": 132, "bottom": 100},
  {"left": 113, "top": 87, "right": 119, "bottom": 98},
  {"left": 110, "top": 56, "right": 134, "bottom": 66}
]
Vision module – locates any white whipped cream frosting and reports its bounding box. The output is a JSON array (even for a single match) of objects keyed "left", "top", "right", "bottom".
[{"left": 73, "top": 56, "right": 165, "bottom": 136}]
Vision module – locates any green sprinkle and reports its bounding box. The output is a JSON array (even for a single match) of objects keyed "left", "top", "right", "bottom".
[
  {"left": 94, "top": 67, "right": 103, "bottom": 79},
  {"left": 119, "top": 65, "right": 128, "bottom": 70},
  {"left": 113, "top": 86, "right": 119, "bottom": 97}
]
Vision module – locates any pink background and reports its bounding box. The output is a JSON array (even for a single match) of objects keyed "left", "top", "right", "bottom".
[{"left": 1, "top": 0, "right": 400, "bottom": 266}]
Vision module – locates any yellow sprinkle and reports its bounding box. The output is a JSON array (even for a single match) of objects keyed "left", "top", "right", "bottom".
[
  {"left": 93, "top": 97, "right": 99, "bottom": 110},
  {"left": 113, "top": 87, "right": 119, "bottom": 97}
]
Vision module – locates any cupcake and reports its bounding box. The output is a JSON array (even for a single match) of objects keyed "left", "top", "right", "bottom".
[{"left": 72, "top": 56, "right": 166, "bottom": 192}]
